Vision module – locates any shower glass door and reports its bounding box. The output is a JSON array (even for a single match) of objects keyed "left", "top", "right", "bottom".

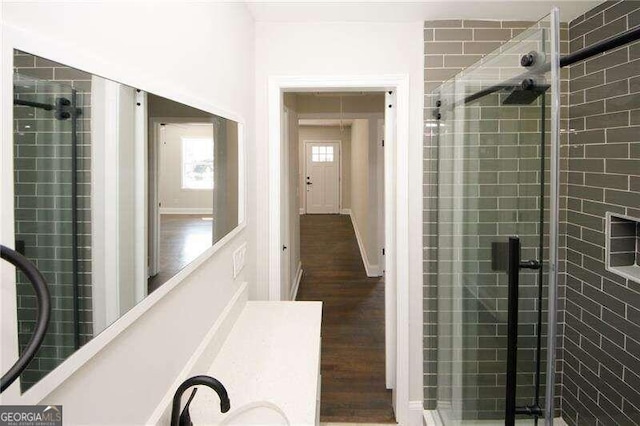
[
  {"left": 13, "top": 72, "right": 89, "bottom": 392},
  {"left": 434, "top": 13, "right": 559, "bottom": 425}
]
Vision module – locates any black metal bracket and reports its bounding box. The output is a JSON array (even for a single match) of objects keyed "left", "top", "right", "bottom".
[
  {"left": 520, "top": 51, "right": 538, "bottom": 67},
  {"left": 453, "top": 25, "right": 640, "bottom": 108},
  {"left": 516, "top": 404, "right": 543, "bottom": 417},
  {"left": 520, "top": 259, "right": 541, "bottom": 269},
  {"left": 55, "top": 97, "right": 82, "bottom": 120},
  {"left": 13, "top": 96, "right": 81, "bottom": 121}
]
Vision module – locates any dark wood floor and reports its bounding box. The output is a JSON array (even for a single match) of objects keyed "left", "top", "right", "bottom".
[
  {"left": 148, "top": 214, "right": 213, "bottom": 292},
  {"left": 296, "top": 214, "right": 395, "bottom": 424}
]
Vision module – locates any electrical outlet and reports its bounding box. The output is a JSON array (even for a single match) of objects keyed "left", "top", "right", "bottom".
[{"left": 233, "top": 243, "right": 247, "bottom": 279}]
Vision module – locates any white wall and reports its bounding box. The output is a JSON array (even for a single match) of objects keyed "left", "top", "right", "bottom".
[
  {"left": 159, "top": 123, "right": 215, "bottom": 213},
  {"left": 298, "top": 125, "right": 351, "bottom": 211},
  {"left": 91, "top": 78, "right": 147, "bottom": 334},
  {"left": 349, "top": 118, "right": 380, "bottom": 271},
  {"left": 349, "top": 119, "right": 369, "bottom": 251},
  {"left": 1, "top": 3, "right": 256, "bottom": 424},
  {"left": 254, "top": 20, "right": 424, "bottom": 413},
  {"left": 296, "top": 92, "right": 385, "bottom": 114}
]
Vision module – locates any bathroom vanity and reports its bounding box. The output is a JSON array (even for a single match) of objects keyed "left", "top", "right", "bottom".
[{"left": 148, "top": 284, "right": 322, "bottom": 425}]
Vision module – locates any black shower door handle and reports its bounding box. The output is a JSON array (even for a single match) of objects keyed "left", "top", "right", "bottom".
[
  {"left": 505, "top": 237, "right": 520, "bottom": 425},
  {"left": 505, "top": 236, "right": 542, "bottom": 425},
  {"left": 0, "top": 245, "right": 51, "bottom": 393}
]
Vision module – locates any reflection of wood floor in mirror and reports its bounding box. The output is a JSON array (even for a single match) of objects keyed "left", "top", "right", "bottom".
[{"left": 148, "top": 214, "right": 213, "bottom": 293}]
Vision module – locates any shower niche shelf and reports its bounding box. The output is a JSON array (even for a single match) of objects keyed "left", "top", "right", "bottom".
[{"left": 606, "top": 213, "right": 640, "bottom": 284}]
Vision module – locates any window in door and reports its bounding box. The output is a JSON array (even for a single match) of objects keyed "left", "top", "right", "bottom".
[{"left": 312, "top": 145, "right": 334, "bottom": 162}]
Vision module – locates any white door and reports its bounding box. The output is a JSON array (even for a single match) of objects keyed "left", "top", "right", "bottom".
[{"left": 304, "top": 141, "right": 340, "bottom": 214}]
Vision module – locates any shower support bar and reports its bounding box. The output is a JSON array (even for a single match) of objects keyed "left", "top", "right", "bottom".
[
  {"left": 560, "top": 24, "right": 640, "bottom": 68},
  {"left": 13, "top": 96, "right": 81, "bottom": 120},
  {"left": 461, "top": 25, "right": 640, "bottom": 105},
  {"left": 13, "top": 98, "right": 55, "bottom": 111}
]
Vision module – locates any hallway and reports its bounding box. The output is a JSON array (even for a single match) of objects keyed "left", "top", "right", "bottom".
[{"left": 296, "top": 214, "right": 394, "bottom": 424}]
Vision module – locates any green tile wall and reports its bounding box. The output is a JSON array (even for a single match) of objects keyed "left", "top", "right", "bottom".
[
  {"left": 13, "top": 50, "right": 93, "bottom": 392},
  {"left": 562, "top": 1, "right": 640, "bottom": 424}
]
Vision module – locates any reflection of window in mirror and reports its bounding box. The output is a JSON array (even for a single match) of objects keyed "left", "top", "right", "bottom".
[
  {"left": 152, "top": 122, "right": 215, "bottom": 292},
  {"left": 182, "top": 137, "right": 214, "bottom": 190},
  {"left": 10, "top": 50, "right": 240, "bottom": 394}
]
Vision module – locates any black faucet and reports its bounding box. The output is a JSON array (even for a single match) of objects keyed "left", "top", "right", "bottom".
[{"left": 171, "top": 375, "right": 231, "bottom": 426}]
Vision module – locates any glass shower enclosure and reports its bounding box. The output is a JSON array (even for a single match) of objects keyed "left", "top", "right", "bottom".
[
  {"left": 432, "top": 12, "right": 560, "bottom": 425},
  {"left": 13, "top": 71, "right": 90, "bottom": 392}
]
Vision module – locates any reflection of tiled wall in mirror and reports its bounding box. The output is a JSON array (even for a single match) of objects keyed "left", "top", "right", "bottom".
[{"left": 13, "top": 50, "right": 93, "bottom": 392}]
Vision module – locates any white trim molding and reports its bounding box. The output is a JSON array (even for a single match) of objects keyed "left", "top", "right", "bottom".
[
  {"left": 348, "top": 211, "right": 382, "bottom": 277},
  {"left": 290, "top": 262, "right": 303, "bottom": 301},
  {"left": 423, "top": 410, "right": 443, "bottom": 426},
  {"left": 159, "top": 208, "right": 214, "bottom": 215},
  {"left": 266, "top": 74, "right": 413, "bottom": 425},
  {"left": 340, "top": 208, "right": 351, "bottom": 215},
  {"left": 422, "top": 410, "right": 568, "bottom": 426},
  {"left": 408, "top": 401, "right": 425, "bottom": 426}
]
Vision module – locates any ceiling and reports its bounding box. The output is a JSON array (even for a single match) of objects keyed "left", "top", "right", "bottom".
[{"left": 245, "top": 1, "right": 601, "bottom": 23}]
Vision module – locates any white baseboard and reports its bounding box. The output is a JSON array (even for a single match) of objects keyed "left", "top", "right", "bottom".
[
  {"left": 290, "top": 262, "right": 303, "bottom": 301},
  {"left": 409, "top": 401, "right": 424, "bottom": 426},
  {"left": 423, "top": 410, "right": 443, "bottom": 426},
  {"left": 348, "top": 211, "right": 382, "bottom": 277},
  {"left": 340, "top": 208, "right": 351, "bottom": 215},
  {"left": 299, "top": 208, "right": 305, "bottom": 215},
  {"left": 160, "top": 208, "right": 213, "bottom": 215},
  {"left": 423, "top": 410, "right": 567, "bottom": 426}
]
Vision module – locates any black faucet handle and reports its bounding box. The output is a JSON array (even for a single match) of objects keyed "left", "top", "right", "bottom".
[{"left": 179, "top": 388, "right": 198, "bottom": 426}]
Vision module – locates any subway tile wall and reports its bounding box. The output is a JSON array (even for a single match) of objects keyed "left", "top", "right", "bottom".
[
  {"left": 423, "top": 19, "right": 569, "bottom": 415},
  {"left": 562, "top": 1, "right": 640, "bottom": 424},
  {"left": 13, "top": 50, "right": 93, "bottom": 392}
]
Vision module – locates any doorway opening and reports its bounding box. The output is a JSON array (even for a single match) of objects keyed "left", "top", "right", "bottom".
[
  {"left": 281, "top": 91, "right": 392, "bottom": 423},
  {"left": 148, "top": 121, "right": 215, "bottom": 292},
  {"left": 146, "top": 94, "right": 240, "bottom": 294},
  {"left": 268, "top": 75, "right": 412, "bottom": 425}
]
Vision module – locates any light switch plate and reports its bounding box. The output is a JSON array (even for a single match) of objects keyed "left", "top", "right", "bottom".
[{"left": 233, "top": 243, "right": 247, "bottom": 278}]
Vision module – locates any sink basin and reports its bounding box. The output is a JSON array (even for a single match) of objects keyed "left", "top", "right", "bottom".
[
  {"left": 218, "top": 402, "right": 290, "bottom": 425},
  {"left": 190, "top": 400, "right": 290, "bottom": 425}
]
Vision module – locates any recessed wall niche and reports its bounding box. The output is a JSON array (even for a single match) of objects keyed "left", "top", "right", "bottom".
[{"left": 606, "top": 212, "right": 640, "bottom": 284}]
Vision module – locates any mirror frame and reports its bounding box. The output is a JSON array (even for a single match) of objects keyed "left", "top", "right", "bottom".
[{"left": 1, "top": 22, "right": 247, "bottom": 404}]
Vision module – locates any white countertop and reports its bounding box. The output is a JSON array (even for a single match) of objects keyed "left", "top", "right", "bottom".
[{"left": 188, "top": 301, "right": 322, "bottom": 425}]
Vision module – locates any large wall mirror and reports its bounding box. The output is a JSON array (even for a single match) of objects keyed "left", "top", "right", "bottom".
[{"left": 11, "top": 49, "right": 241, "bottom": 392}]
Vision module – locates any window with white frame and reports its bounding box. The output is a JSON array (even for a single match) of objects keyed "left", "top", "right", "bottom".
[
  {"left": 182, "top": 137, "right": 214, "bottom": 189},
  {"left": 312, "top": 145, "right": 334, "bottom": 162}
]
